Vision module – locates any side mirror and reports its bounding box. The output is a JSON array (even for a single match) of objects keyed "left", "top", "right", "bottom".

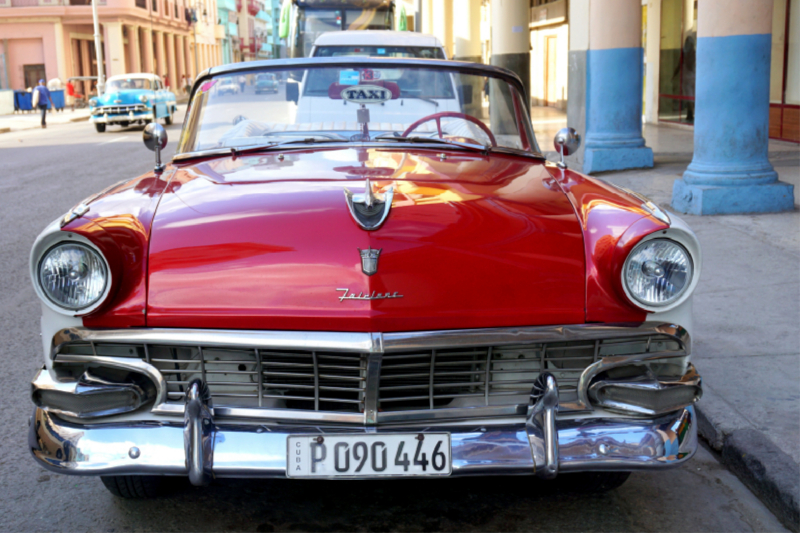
[
  {"left": 286, "top": 81, "right": 299, "bottom": 104},
  {"left": 553, "top": 127, "right": 581, "bottom": 169},
  {"left": 143, "top": 122, "right": 168, "bottom": 172},
  {"left": 458, "top": 84, "right": 473, "bottom": 105}
]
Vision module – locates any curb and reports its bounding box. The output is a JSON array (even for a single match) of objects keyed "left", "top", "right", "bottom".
[
  {"left": 697, "top": 405, "right": 800, "bottom": 532},
  {"left": 69, "top": 115, "right": 90, "bottom": 122},
  {"left": 0, "top": 127, "right": 9, "bottom": 134}
]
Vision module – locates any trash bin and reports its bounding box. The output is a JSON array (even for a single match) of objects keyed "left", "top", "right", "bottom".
[
  {"left": 51, "top": 89, "right": 65, "bottom": 111},
  {"left": 14, "top": 91, "right": 33, "bottom": 112}
]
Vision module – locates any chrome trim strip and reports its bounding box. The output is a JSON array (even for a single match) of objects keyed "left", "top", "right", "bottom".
[
  {"left": 51, "top": 328, "right": 381, "bottom": 358},
  {"left": 29, "top": 406, "right": 697, "bottom": 478},
  {"left": 51, "top": 322, "right": 689, "bottom": 358}
]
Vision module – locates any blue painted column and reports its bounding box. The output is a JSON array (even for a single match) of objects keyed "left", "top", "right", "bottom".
[
  {"left": 672, "top": 0, "right": 794, "bottom": 215},
  {"left": 582, "top": 0, "right": 653, "bottom": 174}
]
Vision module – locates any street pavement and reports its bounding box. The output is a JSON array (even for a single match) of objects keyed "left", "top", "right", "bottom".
[{"left": 0, "top": 95, "right": 793, "bottom": 531}]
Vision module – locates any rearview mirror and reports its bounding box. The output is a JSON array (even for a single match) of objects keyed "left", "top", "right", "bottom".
[
  {"left": 286, "top": 81, "right": 299, "bottom": 104},
  {"left": 458, "top": 84, "right": 473, "bottom": 105},
  {"left": 143, "top": 122, "right": 168, "bottom": 172},
  {"left": 553, "top": 127, "right": 581, "bottom": 169}
]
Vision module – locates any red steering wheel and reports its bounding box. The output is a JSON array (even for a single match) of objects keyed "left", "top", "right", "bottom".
[{"left": 401, "top": 112, "right": 497, "bottom": 147}]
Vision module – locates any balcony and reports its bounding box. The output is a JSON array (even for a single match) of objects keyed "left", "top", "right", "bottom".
[{"left": 239, "top": 37, "right": 261, "bottom": 54}]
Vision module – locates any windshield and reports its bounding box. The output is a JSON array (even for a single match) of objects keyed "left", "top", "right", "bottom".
[
  {"left": 179, "top": 64, "right": 538, "bottom": 155},
  {"left": 313, "top": 45, "right": 445, "bottom": 59},
  {"left": 298, "top": 8, "right": 392, "bottom": 57},
  {"left": 106, "top": 78, "right": 152, "bottom": 91}
]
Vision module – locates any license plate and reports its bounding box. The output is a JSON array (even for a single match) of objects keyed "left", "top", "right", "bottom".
[{"left": 287, "top": 433, "right": 451, "bottom": 478}]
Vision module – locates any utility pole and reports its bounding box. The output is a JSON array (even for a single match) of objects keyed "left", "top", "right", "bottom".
[{"left": 91, "top": 0, "right": 105, "bottom": 95}]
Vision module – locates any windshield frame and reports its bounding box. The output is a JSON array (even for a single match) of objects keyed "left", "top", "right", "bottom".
[{"left": 178, "top": 57, "right": 541, "bottom": 161}]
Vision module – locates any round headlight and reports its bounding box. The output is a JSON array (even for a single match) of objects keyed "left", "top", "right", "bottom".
[
  {"left": 139, "top": 94, "right": 150, "bottom": 103},
  {"left": 39, "top": 243, "right": 108, "bottom": 311},
  {"left": 623, "top": 239, "right": 693, "bottom": 307}
]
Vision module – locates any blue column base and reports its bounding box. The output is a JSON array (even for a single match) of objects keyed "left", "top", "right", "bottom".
[
  {"left": 583, "top": 145, "right": 654, "bottom": 174},
  {"left": 671, "top": 178, "right": 795, "bottom": 215}
]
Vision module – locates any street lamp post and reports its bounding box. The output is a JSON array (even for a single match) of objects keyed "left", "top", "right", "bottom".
[
  {"left": 91, "top": 0, "right": 105, "bottom": 95},
  {"left": 191, "top": 3, "right": 208, "bottom": 77}
]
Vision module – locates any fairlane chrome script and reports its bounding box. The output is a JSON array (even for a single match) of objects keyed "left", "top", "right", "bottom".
[{"left": 336, "top": 288, "right": 404, "bottom": 302}]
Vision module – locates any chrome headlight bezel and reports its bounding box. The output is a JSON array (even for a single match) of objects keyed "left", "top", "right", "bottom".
[
  {"left": 621, "top": 234, "right": 698, "bottom": 313},
  {"left": 30, "top": 225, "right": 113, "bottom": 317}
]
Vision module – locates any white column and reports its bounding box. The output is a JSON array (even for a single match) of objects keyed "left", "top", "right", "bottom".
[{"left": 431, "top": 0, "right": 452, "bottom": 58}]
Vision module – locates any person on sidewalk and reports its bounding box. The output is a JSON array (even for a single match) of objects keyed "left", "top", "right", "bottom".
[
  {"left": 66, "top": 80, "right": 84, "bottom": 111},
  {"left": 32, "top": 80, "right": 54, "bottom": 129}
]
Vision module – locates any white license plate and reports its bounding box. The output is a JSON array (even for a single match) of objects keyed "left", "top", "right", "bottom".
[{"left": 287, "top": 433, "right": 451, "bottom": 478}]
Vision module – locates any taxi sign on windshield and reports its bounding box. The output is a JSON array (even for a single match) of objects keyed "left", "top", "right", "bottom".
[{"left": 340, "top": 85, "right": 392, "bottom": 104}]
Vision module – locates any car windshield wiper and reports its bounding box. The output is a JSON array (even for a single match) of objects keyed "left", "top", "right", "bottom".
[
  {"left": 373, "top": 135, "right": 489, "bottom": 152},
  {"left": 260, "top": 137, "right": 346, "bottom": 149}
]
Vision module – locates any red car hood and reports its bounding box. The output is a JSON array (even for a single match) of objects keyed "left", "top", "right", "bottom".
[{"left": 146, "top": 148, "right": 586, "bottom": 332}]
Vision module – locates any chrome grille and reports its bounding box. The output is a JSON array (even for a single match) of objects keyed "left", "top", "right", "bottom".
[
  {"left": 57, "top": 343, "right": 367, "bottom": 412},
  {"left": 53, "top": 331, "right": 685, "bottom": 419},
  {"left": 93, "top": 104, "right": 147, "bottom": 115}
]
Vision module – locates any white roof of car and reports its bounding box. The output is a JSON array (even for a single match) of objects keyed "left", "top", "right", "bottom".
[
  {"left": 107, "top": 73, "right": 161, "bottom": 82},
  {"left": 313, "top": 31, "right": 444, "bottom": 49}
]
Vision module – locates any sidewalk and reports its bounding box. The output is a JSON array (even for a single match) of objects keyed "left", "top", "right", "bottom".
[
  {"left": 530, "top": 105, "right": 799, "bottom": 529},
  {"left": 0, "top": 108, "right": 92, "bottom": 133},
  {"left": 581, "top": 121, "right": 800, "bottom": 531}
]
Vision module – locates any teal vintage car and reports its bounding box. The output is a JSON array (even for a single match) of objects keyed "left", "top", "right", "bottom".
[
  {"left": 255, "top": 73, "right": 279, "bottom": 94},
  {"left": 89, "top": 73, "right": 177, "bottom": 133}
]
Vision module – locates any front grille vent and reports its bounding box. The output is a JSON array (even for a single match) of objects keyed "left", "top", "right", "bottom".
[
  {"left": 93, "top": 104, "right": 146, "bottom": 115},
  {"left": 54, "top": 334, "right": 685, "bottom": 417}
]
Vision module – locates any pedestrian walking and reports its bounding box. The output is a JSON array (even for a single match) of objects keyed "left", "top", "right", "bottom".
[
  {"left": 181, "top": 75, "right": 188, "bottom": 95},
  {"left": 32, "top": 79, "right": 54, "bottom": 129},
  {"left": 164, "top": 75, "right": 171, "bottom": 90},
  {"left": 66, "top": 80, "right": 83, "bottom": 111},
  {"left": 238, "top": 74, "right": 246, "bottom": 92}
]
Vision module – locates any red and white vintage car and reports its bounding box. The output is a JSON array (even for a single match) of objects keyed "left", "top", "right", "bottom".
[{"left": 29, "top": 58, "right": 702, "bottom": 498}]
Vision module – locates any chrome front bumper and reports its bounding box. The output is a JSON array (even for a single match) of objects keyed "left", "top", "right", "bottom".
[{"left": 29, "top": 405, "right": 697, "bottom": 482}]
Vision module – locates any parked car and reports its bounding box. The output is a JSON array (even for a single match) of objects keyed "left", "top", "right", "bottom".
[
  {"left": 89, "top": 73, "right": 176, "bottom": 133},
  {"left": 311, "top": 30, "right": 447, "bottom": 59},
  {"left": 29, "top": 57, "right": 702, "bottom": 499},
  {"left": 255, "top": 73, "right": 279, "bottom": 94},
  {"left": 217, "top": 77, "right": 240, "bottom": 96}
]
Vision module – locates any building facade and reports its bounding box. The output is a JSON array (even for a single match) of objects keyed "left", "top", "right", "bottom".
[{"left": 0, "top": 0, "right": 223, "bottom": 94}]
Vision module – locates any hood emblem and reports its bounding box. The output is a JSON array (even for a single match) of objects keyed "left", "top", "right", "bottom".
[
  {"left": 344, "top": 178, "right": 394, "bottom": 231},
  {"left": 358, "top": 247, "right": 382, "bottom": 276}
]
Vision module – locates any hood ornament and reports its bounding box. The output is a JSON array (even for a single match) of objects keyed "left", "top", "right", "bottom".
[
  {"left": 344, "top": 179, "right": 394, "bottom": 231},
  {"left": 357, "top": 247, "right": 382, "bottom": 276}
]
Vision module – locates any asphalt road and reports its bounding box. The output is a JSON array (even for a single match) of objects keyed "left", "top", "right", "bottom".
[{"left": 0, "top": 96, "right": 788, "bottom": 532}]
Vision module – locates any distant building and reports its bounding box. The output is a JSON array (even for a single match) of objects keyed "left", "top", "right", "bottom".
[{"left": 0, "top": 0, "right": 224, "bottom": 94}]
